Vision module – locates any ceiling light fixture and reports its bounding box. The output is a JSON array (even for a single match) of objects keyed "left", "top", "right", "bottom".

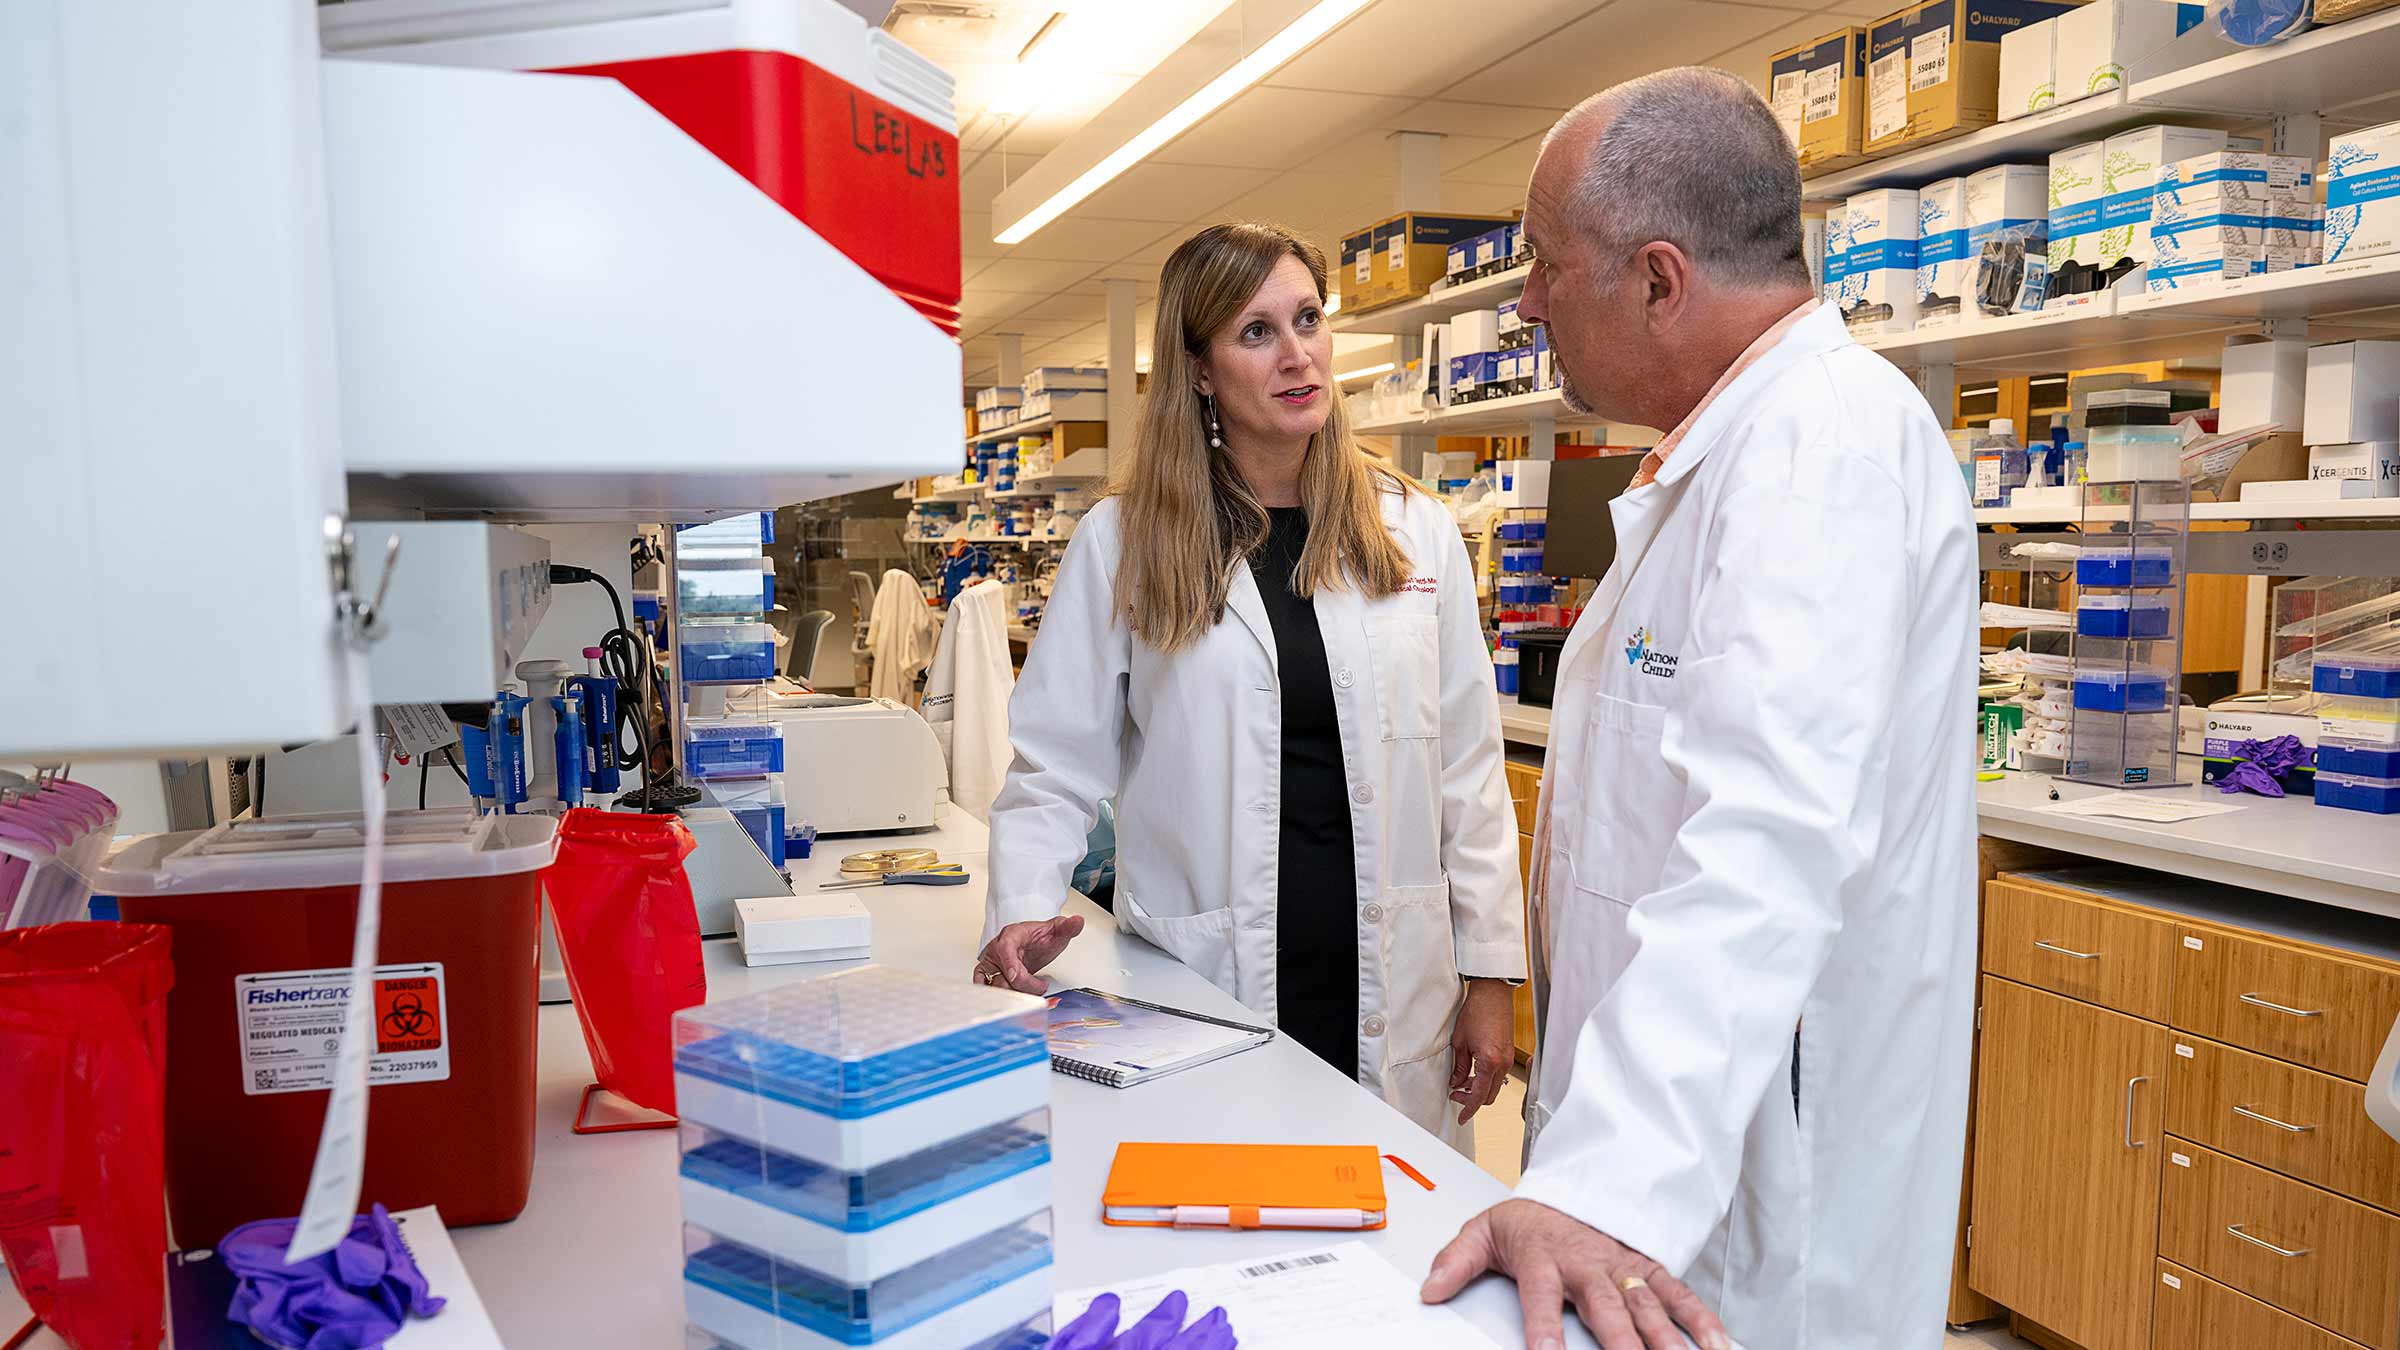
[
  {"left": 1336, "top": 361, "right": 1393, "bottom": 385},
  {"left": 993, "top": 0, "right": 1373, "bottom": 245}
]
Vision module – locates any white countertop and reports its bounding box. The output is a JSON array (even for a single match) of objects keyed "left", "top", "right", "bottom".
[
  {"left": 0, "top": 813, "right": 1595, "bottom": 1349},
  {"left": 1975, "top": 766, "right": 2400, "bottom": 921},
  {"left": 1496, "top": 696, "right": 1551, "bottom": 749}
]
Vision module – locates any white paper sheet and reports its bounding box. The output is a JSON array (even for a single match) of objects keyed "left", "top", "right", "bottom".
[
  {"left": 1054, "top": 1242, "right": 1501, "bottom": 1350},
  {"left": 2037, "top": 793, "right": 2247, "bottom": 823}
]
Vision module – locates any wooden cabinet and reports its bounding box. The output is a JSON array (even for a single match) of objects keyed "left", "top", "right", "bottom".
[
  {"left": 2158, "top": 1143, "right": 2400, "bottom": 1350},
  {"left": 1983, "top": 879, "right": 2176, "bottom": 1022},
  {"left": 2166, "top": 1037, "right": 2400, "bottom": 1215},
  {"left": 2153, "top": 1261, "right": 2371, "bottom": 1350},
  {"left": 1512, "top": 784, "right": 1537, "bottom": 1062},
  {"left": 1503, "top": 760, "right": 1541, "bottom": 835},
  {"left": 2171, "top": 928, "right": 2400, "bottom": 1083},
  {"left": 1970, "top": 975, "right": 2171, "bottom": 1350}
]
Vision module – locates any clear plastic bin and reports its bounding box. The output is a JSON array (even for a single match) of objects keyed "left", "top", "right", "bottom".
[
  {"left": 681, "top": 622, "right": 779, "bottom": 685},
  {"left": 682, "top": 1215, "right": 1052, "bottom": 1350},
  {"left": 678, "top": 1112, "right": 1052, "bottom": 1283},
  {"left": 672, "top": 966, "right": 1050, "bottom": 1171},
  {"left": 687, "top": 719, "right": 786, "bottom": 779},
  {"left": 712, "top": 779, "right": 787, "bottom": 868},
  {"left": 680, "top": 559, "right": 776, "bottom": 618},
  {"left": 678, "top": 513, "right": 773, "bottom": 558},
  {"left": 2317, "top": 738, "right": 2400, "bottom": 778},
  {"left": 2314, "top": 772, "right": 2400, "bottom": 814},
  {"left": 2076, "top": 595, "right": 2173, "bottom": 639},
  {"left": 2075, "top": 668, "right": 2172, "bottom": 713},
  {"left": 2075, "top": 547, "right": 2177, "bottom": 589},
  {"left": 2313, "top": 652, "right": 2400, "bottom": 700}
]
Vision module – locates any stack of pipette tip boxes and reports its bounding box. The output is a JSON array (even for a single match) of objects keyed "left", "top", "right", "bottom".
[
  {"left": 674, "top": 965, "right": 1056, "bottom": 1350},
  {"left": 2313, "top": 650, "right": 2400, "bottom": 814},
  {"left": 678, "top": 513, "right": 789, "bottom": 866}
]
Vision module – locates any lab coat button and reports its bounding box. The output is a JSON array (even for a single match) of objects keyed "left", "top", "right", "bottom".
[
  {"left": 1352, "top": 784, "right": 1373, "bottom": 804},
  {"left": 1363, "top": 1014, "right": 1387, "bottom": 1037},
  {"left": 1362, "top": 903, "right": 1384, "bottom": 924},
  {"left": 1335, "top": 668, "right": 1355, "bottom": 688}
]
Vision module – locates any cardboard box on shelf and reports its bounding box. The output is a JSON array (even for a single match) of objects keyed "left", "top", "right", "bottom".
[
  {"left": 2308, "top": 439, "right": 2400, "bottom": 494},
  {"left": 2053, "top": 1, "right": 2205, "bottom": 108},
  {"left": 1355, "top": 212, "right": 1517, "bottom": 312},
  {"left": 1341, "top": 229, "right": 1374, "bottom": 299},
  {"left": 2155, "top": 150, "right": 2314, "bottom": 215},
  {"left": 2328, "top": 120, "right": 2400, "bottom": 265},
  {"left": 1769, "top": 27, "right": 1870, "bottom": 170},
  {"left": 1996, "top": 16, "right": 2056, "bottom": 120},
  {"left": 2047, "top": 125, "right": 2233, "bottom": 307},
  {"left": 1864, "top": 0, "right": 2085, "bottom": 155}
]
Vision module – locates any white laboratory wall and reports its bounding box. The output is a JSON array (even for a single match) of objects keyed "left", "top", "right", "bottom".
[{"left": 1, "top": 0, "right": 353, "bottom": 760}]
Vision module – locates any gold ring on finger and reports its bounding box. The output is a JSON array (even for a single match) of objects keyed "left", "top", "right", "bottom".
[{"left": 1619, "top": 1276, "right": 1648, "bottom": 1293}]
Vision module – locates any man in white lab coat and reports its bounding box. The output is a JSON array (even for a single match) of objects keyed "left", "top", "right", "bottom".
[{"left": 1420, "top": 69, "right": 1979, "bottom": 1350}]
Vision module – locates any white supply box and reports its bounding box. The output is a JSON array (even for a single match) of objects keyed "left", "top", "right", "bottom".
[
  {"left": 2046, "top": 139, "right": 2109, "bottom": 304},
  {"left": 2103, "top": 126, "right": 2235, "bottom": 266},
  {"left": 1966, "top": 164, "right": 2050, "bottom": 315},
  {"left": 2304, "top": 341, "right": 2400, "bottom": 445},
  {"left": 2309, "top": 441, "right": 2400, "bottom": 495},
  {"left": 1842, "top": 188, "right": 1919, "bottom": 337},
  {"left": 2156, "top": 150, "right": 2314, "bottom": 214},
  {"left": 1916, "top": 177, "right": 1971, "bottom": 328},
  {"left": 735, "top": 894, "right": 872, "bottom": 966},
  {"left": 2329, "top": 120, "right": 2400, "bottom": 265},
  {"left": 2221, "top": 336, "right": 2309, "bottom": 431},
  {"left": 2054, "top": 1, "right": 2202, "bottom": 106},
  {"left": 1997, "top": 17, "right": 2057, "bottom": 121},
  {"left": 1822, "top": 204, "right": 1852, "bottom": 309}
]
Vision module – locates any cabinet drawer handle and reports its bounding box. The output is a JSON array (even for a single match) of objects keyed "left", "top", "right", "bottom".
[
  {"left": 2124, "top": 1075, "right": 2149, "bottom": 1149},
  {"left": 2228, "top": 1223, "right": 2312, "bottom": 1258},
  {"left": 2239, "top": 993, "right": 2326, "bottom": 1019},
  {"left": 2233, "top": 1103, "right": 2316, "bottom": 1134},
  {"left": 2035, "top": 940, "right": 2102, "bottom": 960}
]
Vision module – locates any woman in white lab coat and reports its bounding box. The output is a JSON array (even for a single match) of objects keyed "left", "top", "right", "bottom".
[{"left": 973, "top": 222, "right": 1525, "bottom": 1149}]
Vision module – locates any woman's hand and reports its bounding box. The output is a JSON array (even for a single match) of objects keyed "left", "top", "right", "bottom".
[
  {"left": 1449, "top": 978, "right": 1517, "bottom": 1123},
  {"left": 973, "top": 913, "right": 1086, "bottom": 994}
]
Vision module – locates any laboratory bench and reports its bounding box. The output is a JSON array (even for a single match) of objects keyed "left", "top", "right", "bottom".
[{"left": 0, "top": 812, "right": 1596, "bottom": 1350}]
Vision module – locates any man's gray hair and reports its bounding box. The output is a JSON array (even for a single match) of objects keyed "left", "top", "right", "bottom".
[{"left": 1547, "top": 67, "right": 1808, "bottom": 289}]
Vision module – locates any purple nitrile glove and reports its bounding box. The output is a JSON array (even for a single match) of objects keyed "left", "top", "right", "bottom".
[
  {"left": 1050, "top": 1292, "right": 1124, "bottom": 1350},
  {"left": 219, "top": 1204, "right": 446, "bottom": 1350},
  {"left": 1164, "top": 1305, "right": 1238, "bottom": 1350},
  {"left": 1112, "top": 1290, "right": 1193, "bottom": 1350},
  {"left": 2219, "top": 735, "right": 2308, "bottom": 797}
]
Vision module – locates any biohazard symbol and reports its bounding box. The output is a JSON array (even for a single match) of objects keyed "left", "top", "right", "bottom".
[{"left": 374, "top": 976, "right": 442, "bottom": 1054}]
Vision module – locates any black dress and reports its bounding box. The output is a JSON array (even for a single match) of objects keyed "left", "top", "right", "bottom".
[{"left": 1250, "top": 506, "right": 1362, "bottom": 1080}]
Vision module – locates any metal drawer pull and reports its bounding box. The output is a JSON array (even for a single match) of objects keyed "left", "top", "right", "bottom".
[
  {"left": 2124, "top": 1076, "right": 2149, "bottom": 1149},
  {"left": 2233, "top": 1104, "right": 2315, "bottom": 1133},
  {"left": 2227, "top": 1224, "right": 2312, "bottom": 1258},
  {"left": 2239, "top": 993, "right": 2326, "bottom": 1018},
  {"left": 2035, "top": 940, "right": 2102, "bottom": 960}
]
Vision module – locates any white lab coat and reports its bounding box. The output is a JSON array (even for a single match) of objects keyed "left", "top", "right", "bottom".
[
  {"left": 923, "top": 577, "right": 1015, "bottom": 822},
  {"left": 866, "top": 568, "right": 938, "bottom": 704},
  {"left": 1515, "top": 303, "right": 1979, "bottom": 1350},
  {"left": 986, "top": 485, "right": 1526, "bottom": 1150}
]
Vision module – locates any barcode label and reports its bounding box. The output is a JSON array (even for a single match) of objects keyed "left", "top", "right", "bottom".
[
  {"left": 1239, "top": 1253, "right": 1340, "bottom": 1279},
  {"left": 2175, "top": 1044, "right": 2194, "bottom": 1058},
  {"left": 2183, "top": 935, "right": 2205, "bottom": 950}
]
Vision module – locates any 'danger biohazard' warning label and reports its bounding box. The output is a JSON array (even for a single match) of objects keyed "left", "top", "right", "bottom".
[{"left": 235, "top": 963, "right": 451, "bottom": 1095}]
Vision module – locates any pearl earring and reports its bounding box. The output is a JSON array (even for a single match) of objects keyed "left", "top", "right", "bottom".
[{"left": 1205, "top": 393, "right": 1222, "bottom": 448}]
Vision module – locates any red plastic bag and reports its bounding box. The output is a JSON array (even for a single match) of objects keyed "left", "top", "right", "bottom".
[
  {"left": 0, "top": 923, "right": 174, "bottom": 1350},
  {"left": 542, "top": 809, "right": 706, "bottom": 1117}
]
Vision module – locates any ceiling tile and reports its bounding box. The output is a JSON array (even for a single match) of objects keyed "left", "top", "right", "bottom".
[
  {"left": 997, "top": 215, "right": 1180, "bottom": 263},
  {"left": 1072, "top": 161, "right": 1276, "bottom": 224},
  {"left": 1266, "top": 0, "right": 1589, "bottom": 101},
  {"left": 981, "top": 316, "right": 1101, "bottom": 340},
  {"left": 960, "top": 211, "right": 1005, "bottom": 260},
  {"left": 1153, "top": 87, "right": 1415, "bottom": 172},
  {"left": 1017, "top": 292, "right": 1110, "bottom": 324},
  {"left": 1393, "top": 99, "right": 1573, "bottom": 140},
  {"left": 1441, "top": 0, "right": 1798, "bottom": 106},
  {"left": 1447, "top": 135, "right": 1543, "bottom": 188},
  {"left": 1706, "top": 13, "right": 1841, "bottom": 89},
  {"left": 966, "top": 257, "right": 1107, "bottom": 292},
  {"left": 1815, "top": 0, "right": 1890, "bottom": 14},
  {"left": 1444, "top": 180, "right": 1533, "bottom": 214}
]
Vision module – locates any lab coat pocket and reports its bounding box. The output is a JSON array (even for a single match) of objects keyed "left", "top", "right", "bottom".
[
  {"left": 1117, "top": 891, "right": 1238, "bottom": 993},
  {"left": 1574, "top": 693, "right": 1676, "bottom": 904},
  {"left": 1364, "top": 616, "right": 1441, "bottom": 740},
  {"left": 1380, "top": 881, "right": 1463, "bottom": 1065}
]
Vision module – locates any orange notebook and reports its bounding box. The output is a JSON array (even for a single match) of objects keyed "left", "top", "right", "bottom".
[{"left": 1101, "top": 1142, "right": 1389, "bottom": 1231}]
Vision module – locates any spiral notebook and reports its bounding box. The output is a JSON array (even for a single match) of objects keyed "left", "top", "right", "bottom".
[{"left": 1046, "top": 987, "right": 1274, "bottom": 1088}]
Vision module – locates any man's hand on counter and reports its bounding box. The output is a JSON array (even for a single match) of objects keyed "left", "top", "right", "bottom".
[
  {"left": 1420, "top": 1199, "right": 1729, "bottom": 1350},
  {"left": 974, "top": 913, "right": 1085, "bottom": 993}
]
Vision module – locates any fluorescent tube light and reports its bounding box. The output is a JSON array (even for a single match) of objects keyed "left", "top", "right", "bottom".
[
  {"left": 994, "top": 0, "right": 1373, "bottom": 245},
  {"left": 1337, "top": 361, "right": 1394, "bottom": 384}
]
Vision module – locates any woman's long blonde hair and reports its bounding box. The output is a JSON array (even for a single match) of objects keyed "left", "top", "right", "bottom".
[{"left": 1112, "top": 222, "right": 1415, "bottom": 653}]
